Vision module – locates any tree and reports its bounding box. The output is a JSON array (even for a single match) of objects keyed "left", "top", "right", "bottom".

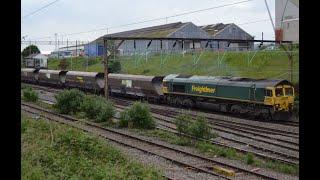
[{"left": 22, "top": 45, "right": 40, "bottom": 58}]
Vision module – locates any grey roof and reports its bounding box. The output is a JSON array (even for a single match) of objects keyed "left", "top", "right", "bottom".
[
  {"left": 103, "top": 22, "right": 188, "bottom": 38},
  {"left": 25, "top": 53, "right": 39, "bottom": 59},
  {"left": 198, "top": 23, "right": 230, "bottom": 36},
  {"left": 164, "top": 74, "right": 292, "bottom": 88}
]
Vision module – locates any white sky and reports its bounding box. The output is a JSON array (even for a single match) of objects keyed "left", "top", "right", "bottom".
[{"left": 21, "top": 0, "right": 276, "bottom": 53}]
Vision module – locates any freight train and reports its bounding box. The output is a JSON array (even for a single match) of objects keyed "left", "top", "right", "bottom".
[{"left": 21, "top": 68, "right": 295, "bottom": 120}]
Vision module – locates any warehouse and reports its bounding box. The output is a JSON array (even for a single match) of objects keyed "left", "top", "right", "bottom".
[
  {"left": 84, "top": 22, "right": 254, "bottom": 57},
  {"left": 85, "top": 22, "right": 211, "bottom": 57},
  {"left": 199, "top": 23, "right": 254, "bottom": 51},
  {"left": 25, "top": 53, "right": 48, "bottom": 68}
]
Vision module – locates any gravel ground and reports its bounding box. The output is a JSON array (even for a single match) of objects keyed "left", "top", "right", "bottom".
[
  {"left": 122, "top": 127, "right": 298, "bottom": 180},
  {"left": 148, "top": 102, "right": 299, "bottom": 134},
  {"left": 149, "top": 110, "right": 299, "bottom": 161}
]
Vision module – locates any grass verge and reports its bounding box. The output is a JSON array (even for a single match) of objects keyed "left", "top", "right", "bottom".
[{"left": 21, "top": 112, "right": 163, "bottom": 179}]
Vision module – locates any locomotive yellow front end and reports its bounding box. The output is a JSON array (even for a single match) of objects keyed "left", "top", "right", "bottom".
[{"left": 264, "top": 84, "right": 295, "bottom": 120}]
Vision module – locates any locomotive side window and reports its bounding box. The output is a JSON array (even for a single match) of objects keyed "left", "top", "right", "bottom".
[
  {"left": 265, "top": 89, "right": 272, "bottom": 97},
  {"left": 275, "top": 88, "right": 283, "bottom": 97},
  {"left": 173, "top": 84, "right": 185, "bottom": 93},
  {"left": 285, "top": 87, "right": 293, "bottom": 96}
]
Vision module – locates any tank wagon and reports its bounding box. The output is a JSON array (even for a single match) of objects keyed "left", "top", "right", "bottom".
[{"left": 162, "top": 74, "right": 295, "bottom": 119}]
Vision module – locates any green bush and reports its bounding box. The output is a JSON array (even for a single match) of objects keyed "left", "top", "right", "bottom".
[
  {"left": 95, "top": 101, "right": 114, "bottom": 123},
  {"left": 174, "top": 113, "right": 193, "bottom": 135},
  {"left": 81, "top": 95, "right": 104, "bottom": 119},
  {"left": 245, "top": 153, "right": 255, "bottom": 165},
  {"left": 189, "top": 116, "right": 212, "bottom": 139},
  {"left": 120, "top": 102, "right": 155, "bottom": 129},
  {"left": 175, "top": 113, "right": 212, "bottom": 140},
  {"left": 54, "top": 89, "right": 85, "bottom": 114},
  {"left": 23, "top": 87, "right": 38, "bottom": 102},
  {"left": 119, "top": 111, "right": 129, "bottom": 128},
  {"left": 81, "top": 95, "right": 114, "bottom": 122},
  {"left": 108, "top": 60, "right": 121, "bottom": 73}
]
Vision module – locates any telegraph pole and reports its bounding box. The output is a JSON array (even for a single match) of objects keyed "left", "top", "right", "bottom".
[{"left": 103, "top": 39, "right": 109, "bottom": 99}]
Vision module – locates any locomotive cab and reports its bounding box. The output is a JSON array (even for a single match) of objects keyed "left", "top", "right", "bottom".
[{"left": 264, "top": 85, "right": 295, "bottom": 112}]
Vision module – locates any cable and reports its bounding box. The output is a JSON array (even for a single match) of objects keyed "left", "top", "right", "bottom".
[
  {"left": 22, "top": 0, "right": 60, "bottom": 19},
  {"left": 27, "top": 0, "right": 255, "bottom": 40}
]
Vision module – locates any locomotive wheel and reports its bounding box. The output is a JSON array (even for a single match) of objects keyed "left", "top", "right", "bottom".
[
  {"left": 174, "top": 98, "right": 183, "bottom": 107},
  {"left": 183, "top": 99, "right": 195, "bottom": 108}
]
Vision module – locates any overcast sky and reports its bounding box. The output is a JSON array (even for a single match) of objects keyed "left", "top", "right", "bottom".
[{"left": 21, "top": 0, "right": 276, "bottom": 53}]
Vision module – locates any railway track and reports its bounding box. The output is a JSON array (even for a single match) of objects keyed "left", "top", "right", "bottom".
[
  {"left": 22, "top": 83, "right": 299, "bottom": 165},
  {"left": 112, "top": 98, "right": 299, "bottom": 148},
  {"left": 22, "top": 102, "right": 285, "bottom": 180},
  {"left": 114, "top": 104, "right": 299, "bottom": 166},
  {"left": 116, "top": 98, "right": 299, "bottom": 138}
]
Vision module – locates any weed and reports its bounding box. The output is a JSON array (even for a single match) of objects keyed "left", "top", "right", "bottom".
[{"left": 22, "top": 87, "right": 38, "bottom": 102}]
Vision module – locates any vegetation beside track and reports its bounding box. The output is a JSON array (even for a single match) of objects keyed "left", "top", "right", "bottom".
[
  {"left": 119, "top": 102, "right": 156, "bottom": 129},
  {"left": 48, "top": 50, "right": 299, "bottom": 83},
  {"left": 131, "top": 128, "right": 299, "bottom": 175},
  {"left": 22, "top": 87, "right": 39, "bottom": 102},
  {"left": 21, "top": 113, "right": 163, "bottom": 179},
  {"left": 21, "top": 87, "right": 299, "bottom": 176}
]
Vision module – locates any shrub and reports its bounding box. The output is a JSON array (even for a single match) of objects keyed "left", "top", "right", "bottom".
[
  {"left": 58, "top": 59, "right": 69, "bottom": 70},
  {"left": 108, "top": 60, "right": 121, "bottom": 73},
  {"left": 189, "top": 116, "right": 212, "bottom": 140},
  {"left": 119, "top": 111, "right": 129, "bottom": 128},
  {"left": 174, "top": 113, "right": 193, "bottom": 135},
  {"left": 81, "top": 95, "right": 103, "bottom": 119},
  {"left": 245, "top": 153, "right": 255, "bottom": 165},
  {"left": 120, "top": 102, "right": 155, "bottom": 129},
  {"left": 23, "top": 87, "right": 38, "bottom": 102},
  {"left": 95, "top": 101, "right": 114, "bottom": 123},
  {"left": 54, "top": 89, "right": 85, "bottom": 114},
  {"left": 81, "top": 95, "right": 114, "bottom": 122}
]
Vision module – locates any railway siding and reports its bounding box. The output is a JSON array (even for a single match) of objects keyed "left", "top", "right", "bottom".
[{"left": 22, "top": 102, "right": 298, "bottom": 180}]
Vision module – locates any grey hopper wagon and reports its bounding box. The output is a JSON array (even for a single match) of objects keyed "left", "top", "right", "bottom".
[
  {"left": 38, "top": 69, "right": 67, "bottom": 87},
  {"left": 65, "top": 71, "right": 105, "bottom": 91},
  {"left": 21, "top": 68, "right": 38, "bottom": 83},
  {"left": 108, "top": 73, "right": 164, "bottom": 100}
]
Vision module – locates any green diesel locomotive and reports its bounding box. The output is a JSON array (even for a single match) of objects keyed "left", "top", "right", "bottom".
[{"left": 162, "top": 74, "right": 295, "bottom": 120}]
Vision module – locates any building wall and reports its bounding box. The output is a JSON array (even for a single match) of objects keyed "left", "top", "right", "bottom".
[
  {"left": 208, "top": 24, "right": 254, "bottom": 51},
  {"left": 116, "top": 23, "right": 211, "bottom": 56},
  {"left": 275, "top": 0, "right": 299, "bottom": 42}
]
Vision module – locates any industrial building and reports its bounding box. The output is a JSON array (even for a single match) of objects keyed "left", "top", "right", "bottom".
[
  {"left": 24, "top": 53, "right": 48, "bottom": 68},
  {"left": 84, "top": 21, "right": 254, "bottom": 57},
  {"left": 49, "top": 44, "right": 85, "bottom": 59},
  {"left": 199, "top": 23, "right": 254, "bottom": 51},
  {"left": 86, "top": 22, "right": 210, "bottom": 57},
  {"left": 275, "top": 0, "right": 299, "bottom": 42}
]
